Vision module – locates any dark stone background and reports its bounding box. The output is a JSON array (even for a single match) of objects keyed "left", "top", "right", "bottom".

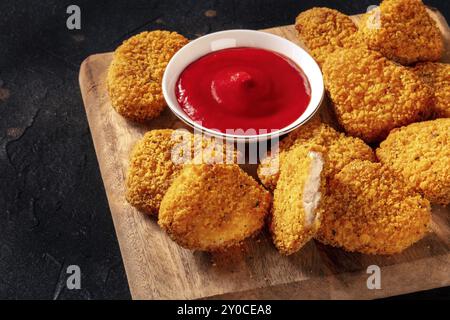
[{"left": 0, "top": 0, "right": 448, "bottom": 300}]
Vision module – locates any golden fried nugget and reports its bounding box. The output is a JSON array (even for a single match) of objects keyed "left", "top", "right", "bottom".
[
  {"left": 258, "top": 117, "right": 325, "bottom": 190},
  {"left": 257, "top": 120, "right": 375, "bottom": 191},
  {"left": 322, "top": 47, "right": 432, "bottom": 143},
  {"left": 126, "top": 130, "right": 237, "bottom": 215},
  {"left": 316, "top": 160, "right": 431, "bottom": 255},
  {"left": 295, "top": 7, "right": 359, "bottom": 66},
  {"left": 159, "top": 164, "right": 271, "bottom": 251},
  {"left": 412, "top": 62, "right": 450, "bottom": 118},
  {"left": 358, "top": 0, "right": 443, "bottom": 65},
  {"left": 126, "top": 129, "right": 191, "bottom": 215},
  {"left": 377, "top": 118, "right": 450, "bottom": 205},
  {"left": 107, "top": 30, "right": 188, "bottom": 121},
  {"left": 271, "top": 146, "right": 326, "bottom": 255}
]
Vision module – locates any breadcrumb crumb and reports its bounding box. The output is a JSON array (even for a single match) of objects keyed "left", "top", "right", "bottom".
[{"left": 377, "top": 118, "right": 450, "bottom": 205}]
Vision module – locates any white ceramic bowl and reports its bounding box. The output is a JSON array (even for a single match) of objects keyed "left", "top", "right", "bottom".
[{"left": 162, "top": 29, "right": 324, "bottom": 142}]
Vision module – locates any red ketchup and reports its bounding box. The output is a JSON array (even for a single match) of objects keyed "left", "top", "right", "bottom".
[{"left": 175, "top": 47, "right": 311, "bottom": 134}]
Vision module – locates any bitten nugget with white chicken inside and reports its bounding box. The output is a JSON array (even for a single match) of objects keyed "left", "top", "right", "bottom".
[
  {"left": 316, "top": 160, "right": 432, "bottom": 255},
  {"left": 158, "top": 164, "right": 271, "bottom": 251},
  {"left": 107, "top": 30, "right": 188, "bottom": 121},
  {"left": 271, "top": 145, "right": 326, "bottom": 255},
  {"left": 295, "top": 7, "right": 359, "bottom": 66},
  {"left": 377, "top": 118, "right": 450, "bottom": 205},
  {"left": 257, "top": 119, "right": 375, "bottom": 191},
  {"left": 358, "top": 0, "right": 443, "bottom": 65},
  {"left": 126, "top": 129, "right": 192, "bottom": 215},
  {"left": 322, "top": 47, "right": 432, "bottom": 143}
]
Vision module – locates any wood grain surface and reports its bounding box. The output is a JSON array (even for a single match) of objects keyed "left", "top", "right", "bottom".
[{"left": 78, "top": 10, "right": 450, "bottom": 299}]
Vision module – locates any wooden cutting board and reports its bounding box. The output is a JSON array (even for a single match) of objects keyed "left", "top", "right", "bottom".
[{"left": 79, "top": 9, "right": 450, "bottom": 299}]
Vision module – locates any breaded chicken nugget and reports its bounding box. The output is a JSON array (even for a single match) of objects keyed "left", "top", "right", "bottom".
[
  {"left": 323, "top": 47, "right": 432, "bottom": 143},
  {"left": 271, "top": 146, "right": 325, "bottom": 255},
  {"left": 126, "top": 129, "right": 192, "bottom": 215},
  {"left": 358, "top": 0, "right": 443, "bottom": 65},
  {"left": 295, "top": 7, "right": 359, "bottom": 66},
  {"left": 159, "top": 164, "right": 271, "bottom": 251},
  {"left": 257, "top": 119, "right": 375, "bottom": 191},
  {"left": 107, "top": 30, "right": 188, "bottom": 121},
  {"left": 412, "top": 62, "right": 450, "bottom": 118},
  {"left": 126, "top": 130, "right": 237, "bottom": 215},
  {"left": 316, "top": 160, "right": 431, "bottom": 255},
  {"left": 258, "top": 117, "right": 326, "bottom": 190},
  {"left": 377, "top": 118, "right": 450, "bottom": 205}
]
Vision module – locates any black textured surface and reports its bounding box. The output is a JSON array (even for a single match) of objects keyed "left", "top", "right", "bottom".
[{"left": 0, "top": 0, "right": 448, "bottom": 300}]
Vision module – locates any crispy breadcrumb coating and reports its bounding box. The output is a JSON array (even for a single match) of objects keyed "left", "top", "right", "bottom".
[
  {"left": 258, "top": 117, "right": 325, "bottom": 190},
  {"left": 412, "top": 62, "right": 450, "bottom": 118},
  {"left": 316, "top": 160, "right": 432, "bottom": 255},
  {"left": 358, "top": 0, "right": 443, "bottom": 65},
  {"left": 107, "top": 30, "right": 188, "bottom": 121},
  {"left": 257, "top": 119, "right": 375, "bottom": 191},
  {"left": 295, "top": 7, "right": 359, "bottom": 66},
  {"left": 323, "top": 47, "right": 432, "bottom": 143},
  {"left": 126, "top": 129, "right": 191, "bottom": 215},
  {"left": 377, "top": 118, "right": 450, "bottom": 205},
  {"left": 158, "top": 164, "right": 271, "bottom": 251},
  {"left": 271, "top": 146, "right": 326, "bottom": 255},
  {"left": 126, "top": 130, "right": 236, "bottom": 215}
]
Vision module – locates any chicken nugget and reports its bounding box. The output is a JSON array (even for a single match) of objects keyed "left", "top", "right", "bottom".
[
  {"left": 271, "top": 146, "right": 325, "bottom": 255},
  {"left": 257, "top": 119, "right": 375, "bottom": 191},
  {"left": 158, "top": 164, "right": 271, "bottom": 251},
  {"left": 295, "top": 7, "right": 359, "bottom": 66},
  {"left": 126, "top": 129, "right": 191, "bottom": 215},
  {"left": 377, "top": 118, "right": 450, "bottom": 205},
  {"left": 412, "top": 62, "right": 450, "bottom": 118},
  {"left": 258, "top": 117, "right": 326, "bottom": 190},
  {"left": 323, "top": 47, "right": 432, "bottom": 143},
  {"left": 358, "top": 0, "right": 443, "bottom": 65},
  {"left": 107, "top": 30, "right": 188, "bottom": 121},
  {"left": 316, "top": 160, "right": 431, "bottom": 255},
  {"left": 126, "top": 130, "right": 237, "bottom": 215}
]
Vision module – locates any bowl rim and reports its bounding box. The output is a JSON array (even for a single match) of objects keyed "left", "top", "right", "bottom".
[{"left": 162, "top": 29, "right": 324, "bottom": 142}]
